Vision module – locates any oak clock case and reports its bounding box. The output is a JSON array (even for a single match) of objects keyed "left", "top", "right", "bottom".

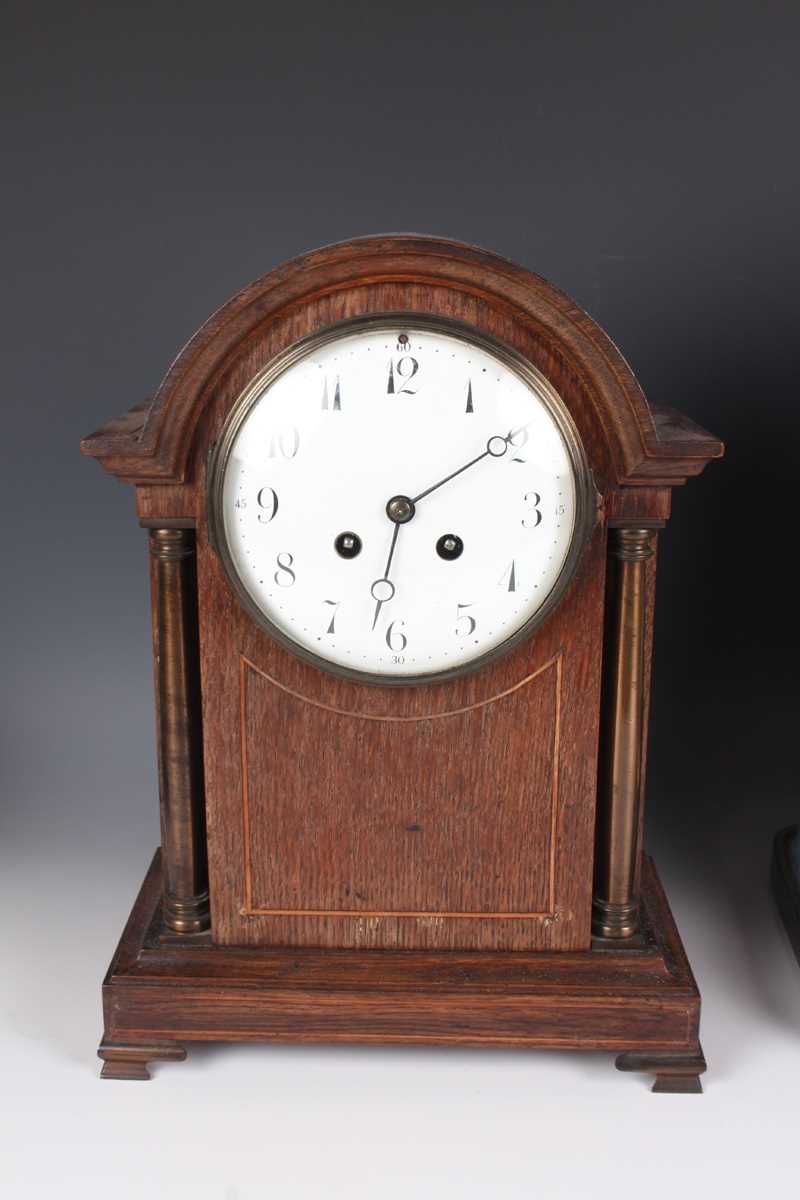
[{"left": 82, "top": 235, "right": 723, "bottom": 1091}]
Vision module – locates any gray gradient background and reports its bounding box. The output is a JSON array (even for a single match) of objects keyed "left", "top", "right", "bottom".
[{"left": 3, "top": 2, "right": 799, "bottom": 1196}]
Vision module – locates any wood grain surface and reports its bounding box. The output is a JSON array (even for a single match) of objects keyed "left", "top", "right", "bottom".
[
  {"left": 100, "top": 850, "right": 702, "bottom": 1055},
  {"left": 84, "top": 237, "right": 722, "bottom": 1074}
]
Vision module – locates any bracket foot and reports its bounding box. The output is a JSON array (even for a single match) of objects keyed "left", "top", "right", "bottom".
[
  {"left": 98, "top": 1038, "right": 187, "bottom": 1080},
  {"left": 615, "top": 1047, "right": 706, "bottom": 1093}
]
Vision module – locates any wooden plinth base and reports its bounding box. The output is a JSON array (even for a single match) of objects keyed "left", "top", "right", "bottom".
[
  {"left": 772, "top": 825, "right": 800, "bottom": 968},
  {"left": 98, "top": 850, "right": 704, "bottom": 1090}
]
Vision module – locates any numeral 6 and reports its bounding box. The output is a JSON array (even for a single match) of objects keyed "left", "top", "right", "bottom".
[{"left": 385, "top": 620, "right": 408, "bottom": 652}]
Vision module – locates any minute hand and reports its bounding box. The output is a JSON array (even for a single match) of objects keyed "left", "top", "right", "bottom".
[{"left": 410, "top": 429, "right": 523, "bottom": 506}]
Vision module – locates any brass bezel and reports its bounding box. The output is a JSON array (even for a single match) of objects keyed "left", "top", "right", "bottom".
[{"left": 207, "top": 313, "right": 597, "bottom": 686}]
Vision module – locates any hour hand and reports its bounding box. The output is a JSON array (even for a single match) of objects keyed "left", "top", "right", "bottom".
[
  {"left": 370, "top": 521, "right": 400, "bottom": 629},
  {"left": 370, "top": 577, "right": 395, "bottom": 629}
]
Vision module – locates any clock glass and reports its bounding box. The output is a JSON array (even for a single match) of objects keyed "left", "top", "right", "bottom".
[{"left": 209, "top": 317, "right": 592, "bottom": 682}]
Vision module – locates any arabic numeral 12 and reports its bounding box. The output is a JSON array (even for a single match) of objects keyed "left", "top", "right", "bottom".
[{"left": 387, "top": 356, "right": 418, "bottom": 395}]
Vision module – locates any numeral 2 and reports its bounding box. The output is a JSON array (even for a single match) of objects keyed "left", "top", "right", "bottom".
[
  {"left": 321, "top": 376, "right": 342, "bottom": 411},
  {"left": 508, "top": 427, "right": 528, "bottom": 463}
]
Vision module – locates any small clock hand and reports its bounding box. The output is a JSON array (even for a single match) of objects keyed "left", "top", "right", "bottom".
[
  {"left": 370, "top": 521, "right": 400, "bottom": 630},
  {"left": 410, "top": 426, "right": 528, "bottom": 506}
]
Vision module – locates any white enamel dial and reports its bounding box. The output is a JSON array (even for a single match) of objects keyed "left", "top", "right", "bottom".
[{"left": 213, "top": 320, "right": 590, "bottom": 682}]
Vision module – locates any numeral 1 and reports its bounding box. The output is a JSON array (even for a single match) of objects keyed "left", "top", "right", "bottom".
[{"left": 321, "top": 376, "right": 342, "bottom": 411}]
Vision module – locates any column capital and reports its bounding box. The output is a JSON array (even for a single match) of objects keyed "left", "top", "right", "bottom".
[
  {"left": 149, "top": 527, "right": 195, "bottom": 561},
  {"left": 610, "top": 527, "right": 656, "bottom": 562}
]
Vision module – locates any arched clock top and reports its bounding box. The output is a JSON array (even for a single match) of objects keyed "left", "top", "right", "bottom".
[{"left": 81, "top": 235, "right": 722, "bottom": 492}]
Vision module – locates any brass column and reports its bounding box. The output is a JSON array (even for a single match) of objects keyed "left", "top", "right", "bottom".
[
  {"left": 592, "top": 527, "right": 656, "bottom": 939},
  {"left": 149, "top": 528, "right": 210, "bottom": 933}
]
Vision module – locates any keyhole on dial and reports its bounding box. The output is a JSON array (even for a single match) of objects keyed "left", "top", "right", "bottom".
[
  {"left": 335, "top": 531, "right": 362, "bottom": 559},
  {"left": 436, "top": 534, "right": 464, "bottom": 561}
]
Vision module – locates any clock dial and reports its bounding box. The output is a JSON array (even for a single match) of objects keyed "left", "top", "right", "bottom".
[{"left": 211, "top": 319, "right": 592, "bottom": 682}]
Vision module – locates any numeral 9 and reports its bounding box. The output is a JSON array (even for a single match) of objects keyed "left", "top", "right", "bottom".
[{"left": 257, "top": 487, "right": 279, "bottom": 523}]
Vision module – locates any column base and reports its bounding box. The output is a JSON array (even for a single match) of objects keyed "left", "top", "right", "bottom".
[
  {"left": 163, "top": 890, "right": 210, "bottom": 934},
  {"left": 591, "top": 898, "right": 639, "bottom": 939}
]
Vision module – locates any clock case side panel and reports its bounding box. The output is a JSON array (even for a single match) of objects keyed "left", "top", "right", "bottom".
[{"left": 192, "top": 285, "right": 609, "bottom": 951}]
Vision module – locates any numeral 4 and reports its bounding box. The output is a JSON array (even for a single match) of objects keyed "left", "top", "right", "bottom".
[{"left": 498, "top": 560, "right": 517, "bottom": 592}]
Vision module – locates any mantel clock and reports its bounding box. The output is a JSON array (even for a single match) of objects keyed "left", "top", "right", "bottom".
[{"left": 82, "top": 236, "right": 723, "bottom": 1091}]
